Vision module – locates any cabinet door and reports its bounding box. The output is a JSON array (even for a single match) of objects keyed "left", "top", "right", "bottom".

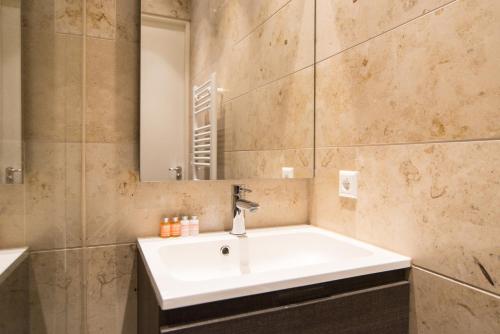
[{"left": 161, "top": 282, "right": 409, "bottom": 334}]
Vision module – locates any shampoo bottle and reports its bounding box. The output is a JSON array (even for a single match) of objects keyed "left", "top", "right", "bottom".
[
  {"left": 160, "top": 217, "right": 170, "bottom": 238},
  {"left": 180, "top": 216, "right": 190, "bottom": 237},
  {"left": 170, "top": 217, "right": 181, "bottom": 237},
  {"left": 190, "top": 216, "right": 199, "bottom": 236}
]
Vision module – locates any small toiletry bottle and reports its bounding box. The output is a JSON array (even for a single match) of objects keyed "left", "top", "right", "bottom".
[
  {"left": 190, "top": 216, "right": 199, "bottom": 236},
  {"left": 180, "top": 216, "right": 190, "bottom": 237},
  {"left": 170, "top": 217, "right": 181, "bottom": 237},
  {"left": 160, "top": 217, "right": 170, "bottom": 238}
]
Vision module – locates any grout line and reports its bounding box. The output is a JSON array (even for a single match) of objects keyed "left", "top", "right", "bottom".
[
  {"left": 54, "top": 31, "right": 85, "bottom": 38},
  {"left": 53, "top": 2, "right": 72, "bottom": 330},
  {"left": 81, "top": 0, "right": 88, "bottom": 332},
  {"left": 412, "top": 265, "right": 500, "bottom": 299},
  {"left": 234, "top": 0, "right": 293, "bottom": 45},
  {"left": 21, "top": 0, "right": 27, "bottom": 251},
  {"left": 191, "top": 0, "right": 294, "bottom": 83},
  {"left": 84, "top": 35, "right": 117, "bottom": 42},
  {"left": 315, "top": 137, "right": 500, "bottom": 150},
  {"left": 220, "top": 63, "right": 315, "bottom": 105},
  {"left": 315, "top": 0, "right": 459, "bottom": 65},
  {"left": 141, "top": 10, "right": 190, "bottom": 22},
  {"left": 29, "top": 242, "right": 137, "bottom": 254},
  {"left": 224, "top": 147, "right": 314, "bottom": 153}
]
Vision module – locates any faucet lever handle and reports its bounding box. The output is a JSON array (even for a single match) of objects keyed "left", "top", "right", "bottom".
[
  {"left": 239, "top": 187, "right": 252, "bottom": 193},
  {"left": 233, "top": 184, "right": 252, "bottom": 197}
]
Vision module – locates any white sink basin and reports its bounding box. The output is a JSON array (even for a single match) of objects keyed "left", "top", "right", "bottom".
[
  {"left": 0, "top": 247, "right": 29, "bottom": 285},
  {"left": 138, "top": 225, "right": 411, "bottom": 310}
]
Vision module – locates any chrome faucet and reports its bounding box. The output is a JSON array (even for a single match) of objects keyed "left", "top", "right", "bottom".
[{"left": 231, "top": 185, "right": 259, "bottom": 236}]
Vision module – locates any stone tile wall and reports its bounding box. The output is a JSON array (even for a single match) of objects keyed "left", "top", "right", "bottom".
[
  {"left": 191, "top": 0, "right": 315, "bottom": 179},
  {"left": 312, "top": 0, "right": 500, "bottom": 332},
  {"left": 0, "top": 1, "right": 310, "bottom": 332}
]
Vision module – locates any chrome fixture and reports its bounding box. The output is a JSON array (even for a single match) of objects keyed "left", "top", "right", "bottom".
[
  {"left": 5, "top": 167, "right": 22, "bottom": 184},
  {"left": 231, "top": 185, "right": 260, "bottom": 236},
  {"left": 169, "top": 166, "right": 183, "bottom": 180}
]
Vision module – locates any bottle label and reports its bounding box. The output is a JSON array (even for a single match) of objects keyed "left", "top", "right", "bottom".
[
  {"left": 160, "top": 224, "right": 170, "bottom": 238},
  {"left": 171, "top": 224, "right": 181, "bottom": 237},
  {"left": 190, "top": 223, "right": 199, "bottom": 236},
  {"left": 181, "top": 225, "right": 190, "bottom": 237}
]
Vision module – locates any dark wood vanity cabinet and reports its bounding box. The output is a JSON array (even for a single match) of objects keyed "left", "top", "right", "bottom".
[{"left": 138, "top": 255, "right": 409, "bottom": 334}]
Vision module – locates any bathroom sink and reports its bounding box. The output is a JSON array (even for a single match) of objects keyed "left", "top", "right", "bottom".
[
  {"left": 137, "top": 225, "right": 410, "bottom": 310},
  {"left": 0, "top": 247, "right": 29, "bottom": 285}
]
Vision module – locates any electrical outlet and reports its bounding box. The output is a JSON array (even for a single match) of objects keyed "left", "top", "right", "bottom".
[
  {"left": 339, "top": 170, "right": 358, "bottom": 199},
  {"left": 282, "top": 167, "right": 294, "bottom": 179}
]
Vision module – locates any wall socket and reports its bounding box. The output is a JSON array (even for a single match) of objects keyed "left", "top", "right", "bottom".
[
  {"left": 281, "top": 167, "right": 294, "bottom": 179},
  {"left": 339, "top": 170, "right": 359, "bottom": 199}
]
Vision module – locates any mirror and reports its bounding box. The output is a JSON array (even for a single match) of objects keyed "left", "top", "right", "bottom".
[
  {"left": 140, "top": 13, "right": 190, "bottom": 182},
  {"left": 140, "top": 1, "right": 314, "bottom": 181},
  {"left": 0, "top": 0, "right": 22, "bottom": 184}
]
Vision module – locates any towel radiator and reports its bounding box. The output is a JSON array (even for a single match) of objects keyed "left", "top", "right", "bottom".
[{"left": 192, "top": 73, "right": 217, "bottom": 180}]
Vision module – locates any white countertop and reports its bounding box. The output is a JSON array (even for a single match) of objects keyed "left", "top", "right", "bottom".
[{"left": 0, "top": 247, "right": 29, "bottom": 285}]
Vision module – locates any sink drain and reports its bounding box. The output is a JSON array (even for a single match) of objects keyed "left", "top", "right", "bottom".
[{"left": 220, "top": 245, "right": 230, "bottom": 256}]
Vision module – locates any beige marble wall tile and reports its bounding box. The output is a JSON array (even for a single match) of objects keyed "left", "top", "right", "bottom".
[
  {"left": 191, "top": 0, "right": 281, "bottom": 81},
  {"left": 190, "top": 0, "right": 234, "bottom": 81},
  {"left": 410, "top": 267, "right": 500, "bottom": 334},
  {"left": 0, "top": 185, "right": 25, "bottom": 248},
  {"left": 86, "top": 37, "right": 139, "bottom": 143},
  {"left": 225, "top": 149, "right": 313, "bottom": 180},
  {"left": 134, "top": 179, "right": 309, "bottom": 232},
  {"left": 219, "top": 93, "right": 252, "bottom": 152},
  {"left": 313, "top": 140, "right": 500, "bottom": 294},
  {"left": 86, "top": 244, "right": 136, "bottom": 334},
  {"left": 242, "top": 179, "right": 309, "bottom": 227},
  {"left": 190, "top": 0, "right": 292, "bottom": 78},
  {"left": 215, "top": 36, "right": 251, "bottom": 101},
  {"left": 24, "top": 146, "right": 71, "bottom": 248},
  {"left": 0, "top": 259, "right": 29, "bottom": 333},
  {"left": 86, "top": 142, "right": 309, "bottom": 244},
  {"left": 310, "top": 148, "right": 358, "bottom": 238},
  {"left": 191, "top": 0, "right": 290, "bottom": 71},
  {"left": 127, "top": 178, "right": 308, "bottom": 230},
  {"left": 226, "top": 0, "right": 291, "bottom": 43},
  {"left": 21, "top": 0, "right": 55, "bottom": 32},
  {"left": 248, "top": 0, "right": 314, "bottom": 89},
  {"left": 30, "top": 249, "right": 83, "bottom": 334},
  {"left": 316, "top": 0, "right": 451, "bottom": 61},
  {"left": 65, "top": 144, "right": 84, "bottom": 247},
  {"left": 117, "top": 0, "right": 139, "bottom": 43},
  {"left": 61, "top": 35, "right": 84, "bottom": 142},
  {"left": 192, "top": 0, "right": 314, "bottom": 99},
  {"left": 191, "top": 0, "right": 315, "bottom": 180},
  {"left": 142, "top": 0, "right": 191, "bottom": 20},
  {"left": 85, "top": 143, "right": 143, "bottom": 245},
  {"left": 55, "top": 0, "right": 83, "bottom": 35},
  {"left": 23, "top": 33, "right": 83, "bottom": 143},
  {"left": 316, "top": 0, "right": 500, "bottom": 147},
  {"left": 86, "top": 0, "right": 116, "bottom": 39},
  {"left": 133, "top": 180, "right": 232, "bottom": 232},
  {"left": 25, "top": 142, "right": 82, "bottom": 250},
  {"left": 223, "top": 66, "right": 314, "bottom": 152}
]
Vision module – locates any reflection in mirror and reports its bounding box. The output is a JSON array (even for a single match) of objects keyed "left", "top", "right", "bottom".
[
  {"left": 0, "top": 0, "right": 22, "bottom": 184},
  {"left": 140, "top": 0, "right": 315, "bottom": 181},
  {"left": 140, "top": 14, "right": 190, "bottom": 181}
]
